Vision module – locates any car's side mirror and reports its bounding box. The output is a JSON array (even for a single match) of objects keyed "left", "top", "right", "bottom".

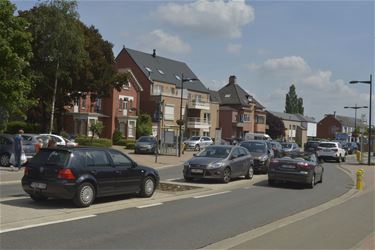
[
  {"left": 230, "top": 155, "right": 237, "bottom": 160},
  {"left": 193, "top": 153, "right": 197, "bottom": 156},
  {"left": 132, "top": 161, "right": 138, "bottom": 168}
]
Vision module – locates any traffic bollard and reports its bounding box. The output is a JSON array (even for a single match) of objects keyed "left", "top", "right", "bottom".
[
  {"left": 356, "top": 151, "right": 362, "bottom": 162},
  {"left": 356, "top": 169, "right": 364, "bottom": 190}
]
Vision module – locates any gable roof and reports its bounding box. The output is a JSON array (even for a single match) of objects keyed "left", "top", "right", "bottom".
[
  {"left": 218, "top": 82, "right": 264, "bottom": 109},
  {"left": 269, "top": 111, "right": 316, "bottom": 123},
  {"left": 124, "top": 48, "right": 209, "bottom": 93},
  {"left": 335, "top": 115, "right": 366, "bottom": 128}
]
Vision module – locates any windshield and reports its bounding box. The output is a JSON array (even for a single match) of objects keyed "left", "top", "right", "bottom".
[
  {"left": 306, "top": 142, "right": 319, "bottom": 148},
  {"left": 281, "top": 143, "right": 292, "bottom": 149},
  {"left": 30, "top": 150, "right": 70, "bottom": 166},
  {"left": 282, "top": 153, "right": 315, "bottom": 162},
  {"left": 196, "top": 147, "right": 231, "bottom": 158},
  {"left": 190, "top": 136, "right": 201, "bottom": 141},
  {"left": 241, "top": 142, "right": 266, "bottom": 153},
  {"left": 138, "top": 137, "right": 154, "bottom": 142}
]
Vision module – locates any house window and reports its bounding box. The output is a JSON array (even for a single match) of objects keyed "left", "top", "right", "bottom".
[
  {"left": 171, "top": 87, "right": 175, "bottom": 95},
  {"left": 129, "top": 99, "right": 133, "bottom": 109},
  {"left": 128, "top": 121, "right": 135, "bottom": 138},
  {"left": 119, "top": 123, "right": 125, "bottom": 136},
  {"left": 81, "top": 96, "right": 86, "bottom": 109},
  {"left": 243, "top": 114, "right": 251, "bottom": 122},
  {"left": 256, "top": 115, "right": 265, "bottom": 124},
  {"left": 164, "top": 105, "right": 174, "bottom": 120},
  {"left": 95, "top": 98, "right": 102, "bottom": 113},
  {"left": 204, "top": 113, "right": 211, "bottom": 123}
]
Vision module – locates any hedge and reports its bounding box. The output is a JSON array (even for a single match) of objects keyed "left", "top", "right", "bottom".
[
  {"left": 75, "top": 137, "right": 112, "bottom": 147},
  {"left": 125, "top": 142, "right": 135, "bottom": 149},
  {"left": 5, "top": 121, "right": 43, "bottom": 134},
  {"left": 115, "top": 139, "right": 127, "bottom": 146}
]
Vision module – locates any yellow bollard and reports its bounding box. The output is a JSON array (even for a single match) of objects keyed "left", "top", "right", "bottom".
[
  {"left": 356, "top": 151, "right": 362, "bottom": 162},
  {"left": 356, "top": 169, "right": 364, "bottom": 190}
]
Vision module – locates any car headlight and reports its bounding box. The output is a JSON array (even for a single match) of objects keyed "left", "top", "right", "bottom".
[
  {"left": 207, "top": 162, "right": 225, "bottom": 169},
  {"left": 183, "top": 161, "right": 190, "bottom": 168},
  {"left": 258, "top": 155, "right": 268, "bottom": 162}
]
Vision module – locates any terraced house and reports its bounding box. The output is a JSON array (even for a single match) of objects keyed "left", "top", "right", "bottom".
[{"left": 115, "top": 48, "right": 219, "bottom": 142}]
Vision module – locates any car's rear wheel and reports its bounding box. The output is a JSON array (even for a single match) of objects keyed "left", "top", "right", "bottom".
[
  {"left": 308, "top": 174, "right": 315, "bottom": 189},
  {"left": 223, "top": 168, "right": 231, "bottom": 183},
  {"left": 0, "top": 153, "right": 10, "bottom": 167},
  {"left": 140, "top": 176, "right": 156, "bottom": 198},
  {"left": 30, "top": 194, "right": 48, "bottom": 202},
  {"left": 195, "top": 144, "right": 200, "bottom": 151},
  {"left": 342, "top": 156, "right": 346, "bottom": 162},
  {"left": 336, "top": 156, "right": 341, "bottom": 163},
  {"left": 73, "top": 182, "right": 95, "bottom": 208},
  {"left": 245, "top": 165, "right": 254, "bottom": 179}
]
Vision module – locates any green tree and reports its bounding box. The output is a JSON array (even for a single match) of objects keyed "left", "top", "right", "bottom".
[
  {"left": 285, "top": 84, "right": 304, "bottom": 115},
  {"left": 136, "top": 114, "right": 152, "bottom": 138},
  {"left": 90, "top": 121, "right": 104, "bottom": 142},
  {"left": 0, "top": 0, "right": 33, "bottom": 131},
  {"left": 266, "top": 111, "right": 285, "bottom": 139}
]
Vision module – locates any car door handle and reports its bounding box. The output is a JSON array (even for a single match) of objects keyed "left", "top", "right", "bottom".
[
  {"left": 115, "top": 170, "right": 121, "bottom": 174},
  {"left": 90, "top": 170, "right": 97, "bottom": 175}
]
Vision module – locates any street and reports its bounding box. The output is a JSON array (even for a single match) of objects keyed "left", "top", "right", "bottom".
[{"left": 0, "top": 161, "right": 357, "bottom": 249}]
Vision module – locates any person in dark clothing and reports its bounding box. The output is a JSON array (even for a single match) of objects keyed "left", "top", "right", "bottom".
[{"left": 13, "top": 129, "right": 24, "bottom": 171}]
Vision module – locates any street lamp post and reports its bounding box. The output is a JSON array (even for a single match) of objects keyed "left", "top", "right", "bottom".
[
  {"left": 178, "top": 74, "right": 198, "bottom": 157},
  {"left": 350, "top": 74, "right": 373, "bottom": 165},
  {"left": 344, "top": 104, "right": 368, "bottom": 139}
]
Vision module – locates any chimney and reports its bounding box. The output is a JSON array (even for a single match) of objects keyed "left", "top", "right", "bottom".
[
  {"left": 229, "top": 75, "right": 236, "bottom": 84},
  {"left": 333, "top": 111, "right": 336, "bottom": 117},
  {"left": 152, "top": 49, "right": 156, "bottom": 57}
]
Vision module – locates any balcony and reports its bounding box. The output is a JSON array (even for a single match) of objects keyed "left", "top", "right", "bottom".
[
  {"left": 150, "top": 87, "right": 188, "bottom": 98},
  {"left": 187, "top": 117, "right": 210, "bottom": 129},
  {"left": 188, "top": 100, "right": 210, "bottom": 110}
]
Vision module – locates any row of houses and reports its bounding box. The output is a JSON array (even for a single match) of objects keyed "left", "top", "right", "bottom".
[{"left": 62, "top": 47, "right": 365, "bottom": 146}]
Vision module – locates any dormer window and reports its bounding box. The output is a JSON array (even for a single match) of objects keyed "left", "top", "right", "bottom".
[
  {"left": 123, "top": 80, "right": 130, "bottom": 89},
  {"left": 175, "top": 75, "right": 181, "bottom": 80},
  {"left": 158, "top": 69, "right": 164, "bottom": 75},
  {"left": 145, "top": 67, "right": 152, "bottom": 73},
  {"left": 225, "top": 94, "right": 231, "bottom": 98}
]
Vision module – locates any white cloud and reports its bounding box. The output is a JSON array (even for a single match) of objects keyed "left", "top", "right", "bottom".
[
  {"left": 139, "top": 29, "right": 191, "bottom": 54},
  {"left": 154, "top": 0, "right": 254, "bottom": 38},
  {"left": 227, "top": 43, "right": 242, "bottom": 54}
]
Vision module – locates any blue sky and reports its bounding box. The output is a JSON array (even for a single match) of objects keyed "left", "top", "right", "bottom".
[{"left": 13, "top": 0, "right": 374, "bottom": 122}]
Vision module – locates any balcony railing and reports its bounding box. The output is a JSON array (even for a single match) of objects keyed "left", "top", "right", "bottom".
[
  {"left": 187, "top": 117, "right": 210, "bottom": 129},
  {"left": 150, "top": 87, "right": 188, "bottom": 98},
  {"left": 188, "top": 100, "right": 210, "bottom": 110}
]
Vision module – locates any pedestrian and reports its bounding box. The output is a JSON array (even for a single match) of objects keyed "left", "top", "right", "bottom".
[
  {"left": 47, "top": 138, "right": 57, "bottom": 148},
  {"left": 35, "top": 138, "right": 43, "bottom": 153},
  {"left": 13, "top": 129, "right": 24, "bottom": 171}
]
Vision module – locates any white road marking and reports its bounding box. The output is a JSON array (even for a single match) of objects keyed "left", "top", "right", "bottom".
[
  {"left": 165, "top": 178, "right": 178, "bottom": 181},
  {"left": 0, "top": 215, "right": 96, "bottom": 234},
  {"left": 193, "top": 191, "right": 231, "bottom": 199},
  {"left": 136, "top": 203, "right": 163, "bottom": 209}
]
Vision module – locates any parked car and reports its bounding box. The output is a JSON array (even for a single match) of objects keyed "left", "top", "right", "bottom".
[
  {"left": 134, "top": 136, "right": 158, "bottom": 154},
  {"left": 270, "top": 141, "right": 283, "bottom": 158},
  {"left": 304, "top": 141, "right": 320, "bottom": 154},
  {"left": 344, "top": 142, "right": 358, "bottom": 155},
  {"left": 281, "top": 142, "right": 300, "bottom": 155},
  {"left": 0, "top": 134, "right": 14, "bottom": 167},
  {"left": 184, "top": 136, "right": 213, "bottom": 151},
  {"left": 268, "top": 153, "right": 324, "bottom": 188},
  {"left": 316, "top": 141, "right": 346, "bottom": 163},
  {"left": 183, "top": 145, "right": 253, "bottom": 183},
  {"left": 38, "top": 134, "right": 78, "bottom": 147},
  {"left": 239, "top": 140, "right": 273, "bottom": 174},
  {"left": 21, "top": 134, "right": 43, "bottom": 160},
  {"left": 22, "top": 147, "right": 159, "bottom": 207}
]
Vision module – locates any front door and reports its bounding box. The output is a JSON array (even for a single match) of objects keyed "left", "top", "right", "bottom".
[{"left": 229, "top": 148, "right": 242, "bottom": 177}]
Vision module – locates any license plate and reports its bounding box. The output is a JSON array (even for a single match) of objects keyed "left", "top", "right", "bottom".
[
  {"left": 324, "top": 149, "right": 331, "bottom": 152},
  {"left": 31, "top": 182, "right": 47, "bottom": 189},
  {"left": 191, "top": 169, "right": 203, "bottom": 173},
  {"left": 282, "top": 165, "right": 295, "bottom": 169}
]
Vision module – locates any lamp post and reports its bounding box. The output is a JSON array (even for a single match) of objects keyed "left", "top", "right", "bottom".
[
  {"left": 350, "top": 74, "right": 373, "bottom": 165},
  {"left": 344, "top": 104, "right": 368, "bottom": 139},
  {"left": 178, "top": 74, "right": 198, "bottom": 157}
]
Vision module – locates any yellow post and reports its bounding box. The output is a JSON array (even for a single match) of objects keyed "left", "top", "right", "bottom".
[
  {"left": 356, "top": 169, "right": 364, "bottom": 190},
  {"left": 356, "top": 151, "right": 362, "bottom": 162}
]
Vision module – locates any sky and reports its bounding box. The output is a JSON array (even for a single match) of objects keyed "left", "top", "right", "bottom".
[{"left": 13, "top": 0, "right": 375, "bottom": 122}]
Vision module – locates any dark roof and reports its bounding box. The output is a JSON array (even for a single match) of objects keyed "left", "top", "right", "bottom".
[
  {"left": 269, "top": 111, "right": 316, "bottom": 123},
  {"left": 335, "top": 115, "right": 366, "bottom": 128},
  {"left": 218, "top": 82, "right": 264, "bottom": 109},
  {"left": 124, "top": 48, "right": 209, "bottom": 93},
  {"left": 208, "top": 90, "right": 221, "bottom": 103}
]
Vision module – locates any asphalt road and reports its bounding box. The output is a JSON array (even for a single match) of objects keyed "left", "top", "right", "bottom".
[{"left": 0, "top": 162, "right": 353, "bottom": 249}]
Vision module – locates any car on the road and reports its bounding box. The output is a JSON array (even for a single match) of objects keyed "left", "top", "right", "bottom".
[
  {"left": 134, "top": 136, "right": 158, "bottom": 154},
  {"left": 239, "top": 140, "right": 273, "bottom": 174},
  {"left": 183, "top": 145, "right": 254, "bottom": 183},
  {"left": 183, "top": 136, "right": 213, "bottom": 151},
  {"left": 38, "top": 134, "right": 78, "bottom": 147},
  {"left": 281, "top": 142, "right": 300, "bottom": 155},
  {"left": 304, "top": 141, "right": 320, "bottom": 154},
  {"left": 268, "top": 152, "right": 324, "bottom": 188},
  {"left": 316, "top": 141, "right": 346, "bottom": 163},
  {"left": 270, "top": 141, "right": 283, "bottom": 158},
  {"left": 22, "top": 147, "right": 159, "bottom": 207},
  {"left": 344, "top": 142, "right": 358, "bottom": 155},
  {"left": 0, "top": 134, "right": 15, "bottom": 167}
]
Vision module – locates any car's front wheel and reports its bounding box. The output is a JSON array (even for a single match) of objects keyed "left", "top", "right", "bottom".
[
  {"left": 222, "top": 168, "right": 231, "bottom": 183},
  {"left": 73, "top": 182, "right": 95, "bottom": 208},
  {"left": 0, "top": 153, "right": 10, "bottom": 167},
  {"left": 245, "top": 165, "right": 254, "bottom": 179},
  {"left": 140, "top": 176, "right": 156, "bottom": 198},
  {"left": 194, "top": 144, "right": 200, "bottom": 151}
]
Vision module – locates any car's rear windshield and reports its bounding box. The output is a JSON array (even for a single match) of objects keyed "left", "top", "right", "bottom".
[
  {"left": 306, "top": 142, "right": 319, "bottom": 147},
  {"left": 240, "top": 142, "right": 266, "bottom": 153},
  {"left": 138, "top": 137, "right": 154, "bottom": 142},
  {"left": 196, "top": 147, "right": 231, "bottom": 158},
  {"left": 29, "top": 150, "right": 70, "bottom": 166},
  {"left": 190, "top": 136, "right": 201, "bottom": 141},
  {"left": 283, "top": 154, "right": 315, "bottom": 162},
  {"left": 319, "top": 143, "right": 336, "bottom": 148}
]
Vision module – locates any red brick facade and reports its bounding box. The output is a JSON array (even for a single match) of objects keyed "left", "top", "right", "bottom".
[{"left": 317, "top": 115, "right": 342, "bottom": 139}]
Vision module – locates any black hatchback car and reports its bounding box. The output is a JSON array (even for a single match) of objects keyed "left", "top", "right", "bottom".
[{"left": 22, "top": 147, "right": 159, "bottom": 207}]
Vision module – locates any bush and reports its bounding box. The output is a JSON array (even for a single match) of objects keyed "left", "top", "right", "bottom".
[
  {"left": 5, "top": 121, "right": 42, "bottom": 134},
  {"left": 116, "top": 139, "right": 127, "bottom": 146},
  {"left": 112, "top": 130, "right": 123, "bottom": 145},
  {"left": 60, "top": 131, "right": 69, "bottom": 139},
  {"left": 75, "top": 137, "right": 112, "bottom": 147},
  {"left": 125, "top": 142, "right": 135, "bottom": 149}
]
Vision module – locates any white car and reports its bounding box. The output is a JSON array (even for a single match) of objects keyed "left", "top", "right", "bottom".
[
  {"left": 184, "top": 136, "right": 213, "bottom": 151},
  {"left": 39, "top": 134, "right": 78, "bottom": 147},
  {"left": 316, "top": 141, "right": 346, "bottom": 163}
]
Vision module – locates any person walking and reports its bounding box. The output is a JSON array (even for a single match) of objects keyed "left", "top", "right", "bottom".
[{"left": 13, "top": 129, "right": 24, "bottom": 171}]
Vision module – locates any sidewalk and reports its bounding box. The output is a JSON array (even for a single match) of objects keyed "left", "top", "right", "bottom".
[{"left": 0, "top": 146, "right": 195, "bottom": 183}]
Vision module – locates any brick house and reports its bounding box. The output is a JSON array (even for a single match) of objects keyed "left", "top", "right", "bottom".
[
  {"left": 218, "top": 75, "right": 267, "bottom": 140},
  {"left": 115, "top": 48, "right": 219, "bottom": 140},
  {"left": 63, "top": 69, "right": 143, "bottom": 139}
]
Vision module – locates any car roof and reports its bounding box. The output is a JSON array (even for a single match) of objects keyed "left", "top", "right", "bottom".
[{"left": 241, "top": 140, "right": 267, "bottom": 144}]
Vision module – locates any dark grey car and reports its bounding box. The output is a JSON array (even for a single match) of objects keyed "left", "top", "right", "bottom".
[
  {"left": 134, "top": 136, "right": 157, "bottom": 154},
  {"left": 0, "top": 134, "right": 15, "bottom": 167},
  {"left": 183, "top": 145, "right": 254, "bottom": 183},
  {"left": 240, "top": 140, "right": 273, "bottom": 174}
]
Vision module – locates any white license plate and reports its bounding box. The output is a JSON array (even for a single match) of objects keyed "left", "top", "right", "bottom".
[
  {"left": 191, "top": 169, "right": 203, "bottom": 173},
  {"left": 324, "top": 149, "right": 331, "bottom": 152},
  {"left": 31, "top": 182, "right": 47, "bottom": 189},
  {"left": 282, "top": 165, "right": 295, "bottom": 169}
]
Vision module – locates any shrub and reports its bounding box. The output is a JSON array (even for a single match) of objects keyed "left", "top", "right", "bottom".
[
  {"left": 75, "top": 136, "right": 112, "bottom": 147},
  {"left": 60, "top": 131, "right": 69, "bottom": 139},
  {"left": 112, "top": 130, "right": 123, "bottom": 145},
  {"left": 116, "top": 139, "right": 127, "bottom": 146},
  {"left": 125, "top": 142, "right": 135, "bottom": 149}
]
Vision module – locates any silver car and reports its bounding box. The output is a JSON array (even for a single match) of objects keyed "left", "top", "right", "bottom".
[
  {"left": 183, "top": 145, "right": 254, "bottom": 183},
  {"left": 183, "top": 136, "right": 213, "bottom": 151}
]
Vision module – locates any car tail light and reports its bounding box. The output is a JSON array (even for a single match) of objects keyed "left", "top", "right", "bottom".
[
  {"left": 58, "top": 168, "right": 76, "bottom": 180},
  {"left": 317, "top": 147, "right": 322, "bottom": 151},
  {"left": 333, "top": 149, "right": 338, "bottom": 152},
  {"left": 297, "top": 162, "right": 310, "bottom": 169}
]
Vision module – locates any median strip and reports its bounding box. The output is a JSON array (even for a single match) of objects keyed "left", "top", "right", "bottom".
[{"left": 193, "top": 191, "right": 231, "bottom": 199}]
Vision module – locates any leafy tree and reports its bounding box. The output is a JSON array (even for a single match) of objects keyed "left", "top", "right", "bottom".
[
  {"left": 0, "top": 0, "right": 33, "bottom": 130},
  {"left": 285, "top": 84, "right": 304, "bottom": 115},
  {"left": 266, "top": 111, "right": 285, "bottom": 139},
  {"left": 90, "top": 121, "right": 104, "bottom": 142},
  {"left": 136, "top": 114, "right": 152, "bottom": 138}
]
